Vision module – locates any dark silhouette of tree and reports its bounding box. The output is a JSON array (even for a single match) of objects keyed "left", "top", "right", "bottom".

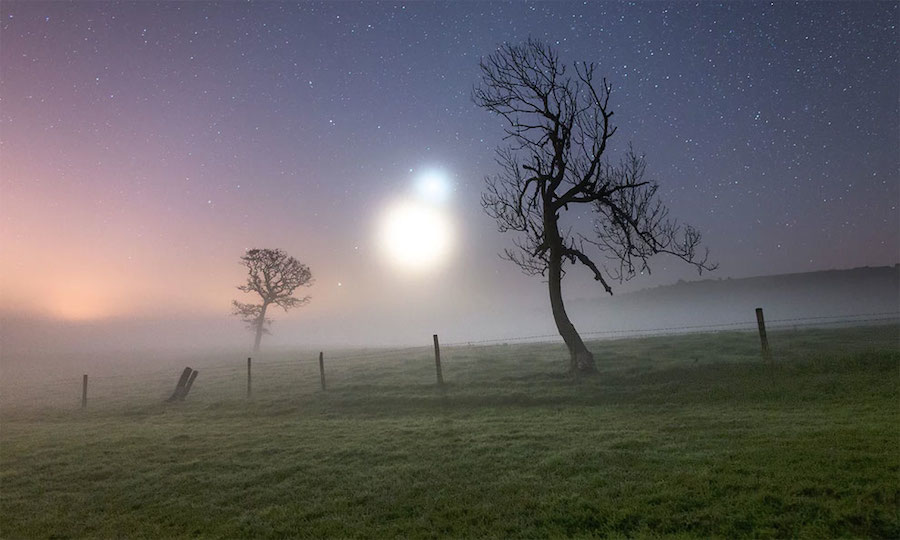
[
  {"left": 232, "top": 248, "right": 312, "bottom": 352},
  {"left": 474, "top": 39, "right": 715, "bottom": 375}
]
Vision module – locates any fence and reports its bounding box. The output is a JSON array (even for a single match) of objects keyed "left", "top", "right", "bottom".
[{"left": 3, "top": 310, "right": 898, "bottom": 412}]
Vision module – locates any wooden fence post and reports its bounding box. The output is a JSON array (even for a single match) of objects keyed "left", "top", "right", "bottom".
[
  {"left": 81, "top": 374, "right": 88, "bottom": 409},
  {"left": 180, "top": 369, "right": 199, "bottom": 401},
  {"left": 755, "top": 308, "right": 771, "bottom": 361},
  {"left": 166, "top": 367, "right": 193, "bottom": 402},
  {"left": 247, "top": 357, "right": 252, "bottom": 398},
  {"left": 318, "top": 352, "right": 326, "bottom": 391},
  {"left": 433, "top": 334, "right": 444, "bottom": 388}
]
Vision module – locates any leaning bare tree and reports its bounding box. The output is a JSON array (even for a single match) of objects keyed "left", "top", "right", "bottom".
[
  {"left": 475, "top": 39, "right": 715, "bottom": 375},
  {"left": 232, "top": 248, "right": 313, "bottom": 352}
]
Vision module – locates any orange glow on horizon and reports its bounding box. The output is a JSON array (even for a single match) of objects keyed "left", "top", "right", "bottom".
[
  {"left": 41, "top": 280, "right": 121, "bottom": 321},
  {"left": 50, "top": 298, "right": 112, "bottom": 321}
]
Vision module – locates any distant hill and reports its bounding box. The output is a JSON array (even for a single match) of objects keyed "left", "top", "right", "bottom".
[{"left": 569, "top": 265, "right": 900, "bottom": 334}]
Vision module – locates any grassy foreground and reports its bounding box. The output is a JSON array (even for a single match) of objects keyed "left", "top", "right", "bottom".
[{"left": 1, "top": 326, "right": 898, "bottom": 538}]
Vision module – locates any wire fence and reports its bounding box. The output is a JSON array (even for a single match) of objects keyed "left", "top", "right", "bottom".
[
  {"left": 441, "top": 311, "right": 900, "bottom": 347},
  {"left": 2, "top": 311, "right": 897, "bottom": 412}
]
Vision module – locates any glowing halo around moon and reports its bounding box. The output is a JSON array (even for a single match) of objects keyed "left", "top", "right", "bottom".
[
  {"left": 377, "top": 198, "right": 454, "bottom": 272},
  {"left": 376, "top": 168, "right": 456, "bottom": 272}
]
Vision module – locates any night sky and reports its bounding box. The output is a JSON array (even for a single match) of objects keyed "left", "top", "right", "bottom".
[{"left": 1, "top": 1, "right": 897, "bottom": 347}]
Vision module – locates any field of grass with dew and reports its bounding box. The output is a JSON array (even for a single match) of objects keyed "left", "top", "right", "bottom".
[{"left": 1, "top": 325, "right": 898, "bottom": 538}]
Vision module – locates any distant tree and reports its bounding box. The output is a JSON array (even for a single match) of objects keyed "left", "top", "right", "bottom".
[
  {"left": 232, "top": 248, "right": 313, "bottom": 352},
  {"left": 474, "top": 39, "right": 715, "bottom": 375}
]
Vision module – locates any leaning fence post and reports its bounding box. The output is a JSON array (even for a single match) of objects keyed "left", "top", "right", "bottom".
[
  {"left": 166, "top": 367, "right": 193, "bottom": 402},
  {"left": 180, "top": 369, "right": 199, "bottom": 401},
  {"left": 81, "top": 374, "right": 88, "bottom": 409},
  {"left": 318, "top": 352, "right": 326, "bottom": 391},
  {"left": 247, "top": 357, "right": 252, "bottom": 398},
  {"left": 755, "top": 308, "right": 771, "bottom": 361},
  {"left": 433, "top": 334, "right": 444, "bottom": 388}
]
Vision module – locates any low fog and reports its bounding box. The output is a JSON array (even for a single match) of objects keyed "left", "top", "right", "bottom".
[{"left": 3, "top": 265, "right": 896, "bottom": 396}]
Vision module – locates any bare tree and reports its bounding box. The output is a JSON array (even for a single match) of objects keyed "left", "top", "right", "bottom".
[
  {"left": 475, "top": 39, "right": 715, "bottom": 375},
  {"left": 232, "top": 248, "right": 313, "bottom": 352}
]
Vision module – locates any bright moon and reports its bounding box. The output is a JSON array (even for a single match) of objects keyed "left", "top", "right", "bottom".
[
  {"left": 414, "top": 169, "right": 452, "bottom": 203},
  {"left": 378, "top": 199, "right": 454, "bottom": 271}
]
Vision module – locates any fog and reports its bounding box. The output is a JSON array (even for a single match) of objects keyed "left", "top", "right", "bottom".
[{"left": 3, "top": 265, "right": 895, "bottom": 397}]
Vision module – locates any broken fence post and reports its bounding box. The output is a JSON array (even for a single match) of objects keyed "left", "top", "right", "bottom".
[
  {"left": 82, "top": 374, "right": 88, "bottom": 409},
  {"left": 247, "top": 357, "right": 252, "bottom": 398},
  {"left": 166, "top": 367, "right": 193, "bottom": 402},
  {"left": 179, "top": 369, "right": 199, "bottom": 401},
  {"left": 318, "top": 351, "right": 326, "bottom": 391}
]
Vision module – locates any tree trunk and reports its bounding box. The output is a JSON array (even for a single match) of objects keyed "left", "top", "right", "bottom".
[
  {"left": 548, "top": 236, "right": 596, "bottom": 375},
  {"left": 252, "top": 303, "right": 269, "bottom": 352}
]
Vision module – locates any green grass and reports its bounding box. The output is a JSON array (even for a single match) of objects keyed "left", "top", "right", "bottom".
[{"left": 2, "top": 326, "right": 898, "bottom": 538}]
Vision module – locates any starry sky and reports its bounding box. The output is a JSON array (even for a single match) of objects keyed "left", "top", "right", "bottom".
[{"left": 1, "top": 1, "right": 897, "bottom": 348}]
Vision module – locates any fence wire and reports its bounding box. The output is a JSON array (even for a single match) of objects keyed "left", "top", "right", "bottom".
[
  {"left": 442, "top": 311, "right": 900, "bottom": 347},
  {"left": 3, "top": 312, "right": 897, "bottom": 411}
]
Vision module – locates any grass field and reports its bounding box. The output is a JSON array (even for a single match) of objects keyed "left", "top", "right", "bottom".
[{"left": 2, "top": 325, "right": 898, "bottom": 538}]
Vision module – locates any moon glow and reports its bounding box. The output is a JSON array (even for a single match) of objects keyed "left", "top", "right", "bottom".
[{"left": 378, "top": 199, "right": 454, "bottom": 272}]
